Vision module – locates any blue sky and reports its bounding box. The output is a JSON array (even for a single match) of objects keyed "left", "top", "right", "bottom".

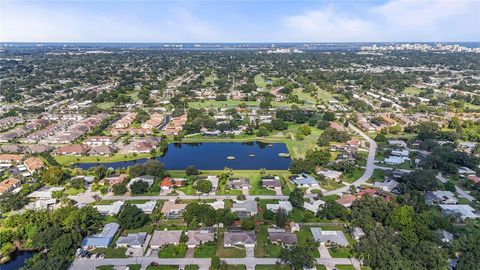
[{"left": 1, "top": 0, "right": 479, "bottom": 42}]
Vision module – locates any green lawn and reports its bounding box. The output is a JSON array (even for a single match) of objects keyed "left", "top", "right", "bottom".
[
  {"left": 369, "top": 169, "right": 386, "bottom": 183},
  {"left": 194, "top": 243, "right": 217, "bottom": 258},
  {"left": 254, "top": 74, "right": 268, "bottom": 88},
  {"left": 127, "top": 265, "right": 141, "bottom": 270},
  {"left": 403, "top": 86, "right": 423, "bottom": 96},
  {"left": 97, "top": 102, "right": 115, "bottom": 109},
  {"left": 185, "top": 265, "right": 199, "bottom": 270},
  {"left": 225, "top": 265, "right": 246, "bottom": 270},
  {"left": 146, "top": 266, "right": 179, "bottom": 270},
  {"left": 342, "top": 167, "right": 365, "bottom": 183},
  {"left": 254, "top": 225, "right": 283, "bottom": 258},
  {"left": 329, "top": 246, "right": 352, "bottom": 258},
  {"left": 295, "top": 229, "right": 320, "bottom": 258},
  {"left": 91, "top": 247, "right": 127, "bottom": 258},
  {"left": 123, "top": 224, "right": 155, "bottom": 234},
  {"left": 96, "top": 266, "right": 113, "bottom": 270},
  {"left": 335, "top": 265, "right": 355, "bottom": 270},
  {"left": 158, "top": 244, "right": 187, "bottom": 258},
  {"left": 316, "top": 266, "right": 327, "bottom": 270},
  {"left": 55, "top": 152, "right": 154, "bottom": 165},
  {"left": 256, "top": 265, "right": 290, "bottom": 270},
  {"left": 216, "top": 229, "right": 246, "bottom": 258}
]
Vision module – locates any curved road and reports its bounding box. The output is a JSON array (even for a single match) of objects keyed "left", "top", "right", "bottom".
[{"left": 323, "top": 123, "right": 377, "bottom": 196}]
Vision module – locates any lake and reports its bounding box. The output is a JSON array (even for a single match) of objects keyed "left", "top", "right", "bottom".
[
  {"left": 1, "top": 251, "right": 35, "bottom": 270},
  {"left": 76, "top": 142, "right": 291, "bottom": 170}
]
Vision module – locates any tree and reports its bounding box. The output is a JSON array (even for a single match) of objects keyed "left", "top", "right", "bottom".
[
  {"left": 117, "top": 204, "right": 148, "bottom": 229},
  {"left": 41, "top": 166, "right": 66, "bottom": 185},
  {"left": 280, "top": 245, "right": 315, "bottom": 269},
  {"left": 402, "top": 169, "right": 439, "bottom": 192},
  {"left": 184, "top": 203, "right": 217, "bottom": 226},
  {"left": 375, "top": 133, "right": 388, "bottom": 143},
  {"left": 130, "top": 180, "right": 149, "bottom": 195},
  {"left": 323, "top": 112, "right": 335, "bottom": 121},
  {"left": 94, "top": 165, "right": 107, "bottom": 180},
  {"left": 0, "top": 192, "right": 29, "bottom": 212},
  {"left": 196, "top": 179, "right": 213, "bottom": 194},
  {"left": 210, "top": 256, "right": 221, "bottom": 270},
  {"left": 241, "top": 217, "right": 255, "bottom": 230},
  {"left": 275, "top": 208, "right": 288, "bottom": 227},
  {"left": 112, "top": 184, "right": 127, "bottom": 195},
  {"left": 215, "top": 209, "right": 238, "bottom": 226},
  {"left": 386, "top": 205, "right": 414, "bottom": 231},
  {"left": 256, "top": 126, "right": 269, "bottom": 137},
  {"left": 289, "top": 188, "right": 304, "bottom": 208},
  {"left": 186, "top": 165, "right": 199, "bottom": 176},
  {"left": 317, "top": 201, "right": 349, "bottom": 221}
]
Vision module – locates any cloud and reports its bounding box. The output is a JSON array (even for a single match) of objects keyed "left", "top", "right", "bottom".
[
  {"left": 282, "top": 0, "right": 480, "bottom": 42},
  {"left": 281, "top": 7, "right": 377, "bottom": 42},
  {"left": 0, "top": 3, "right": 220, "bottom": 42}
]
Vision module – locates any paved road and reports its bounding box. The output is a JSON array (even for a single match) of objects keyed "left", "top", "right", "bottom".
[
  {"left": 100, "top": 194, "right": 289, "bottom": 201},
  {"left": 323, "top": 123, "right": 378, "bottom": 196},
  {"left": 373, "top": 165, "right": 412, "bottom": 173},
  {"left": 436, "top": 173, "right": 476, "bottom": 202},
  {"left": 70, "top": 257, "right": 361, "bottom": 270}
]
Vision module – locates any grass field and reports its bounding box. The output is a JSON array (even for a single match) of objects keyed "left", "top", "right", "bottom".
[
  {"left": 254, "top": 225, "right": 283, "bottom": 258},
  {"left": 256, "top": 265, "right": 290, "bottom": 270},
  {"left": 97, "top": 102, "right": 115, "bottom": 109},
  {"left": 254, "top": 74, "right": 268, "bottom": 88},
  {"left": 96, "top": 266, "right": 113, "bottom": 270},
  {"left": 194, "top": 243, "right": 217, "bottom": 258},
  {"left": 54, "top": 152, "right": 154, "bottom": 165},
  {"left": 335, "top": 265, "right": 355, "bottom": 270},
  {"left": 403, "top": 87, "right": 423, "bottom": 96},
  {"left": 127, "top": 265, "right": 141, "bottom": 270},
  {"left": 158, "top": 244, "right": 186, "bottom": 258},
  {"left": 146, "top": 266, "right": 179, "bottom": 270},
  {"left": 295, "top": 229, "right": 320, "bottom": 258},
  {"left": 216, "top": 229, "right": 246, "bottom": 258},
  {"left": 329, "top": 246, "right": 352, "bottom": 258},
  {"left": 91, "top": 247, "right": 128, "bottom": 258},
  {"left": 342, "top": 167, "right": 365, "bottom": 183}
]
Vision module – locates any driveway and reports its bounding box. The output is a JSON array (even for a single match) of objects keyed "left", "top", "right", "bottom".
[
  {"left": 318, "top": 243, "right": 331, "bottom": 258},
  {"left": 436, "top": 173, "right": 475, "bottom": 202}
]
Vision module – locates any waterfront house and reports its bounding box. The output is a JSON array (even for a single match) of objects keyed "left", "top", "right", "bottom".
[{"left": 227, "top": 178, "right": 251, "bottom": 189}]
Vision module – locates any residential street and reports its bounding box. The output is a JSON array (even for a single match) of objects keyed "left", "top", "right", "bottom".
[
  {"left": 436, "top": 173, "right": 475, "bottom": 202},
  {"left": 323, "top": 123, "right": 378, "bottom": 196},
  {"left": 70, "top": 256, "right": 362, "bottom": 270}
]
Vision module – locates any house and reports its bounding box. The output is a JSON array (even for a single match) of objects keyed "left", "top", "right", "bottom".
[
  {"left": 439, "top": 205, "right": 479, "bottom": 220},
  {"left": 384, "top": 156, "right": 408, "bottom": 165},
  {"left": 224, "top": 231, "right": 256, "bottom": 247},
  {"left": 374, "top": 178, "right": 399, "bottom": 192},
  {"left": 391, "top": 149, "right": 409, "bottom": 157},
  {"left": 317, "top": 170, "right": 343, "bottom": 182},
  {"left": 88, "top": 145, "right": 115, "bottom": 156},
  {"left": 116, "top": 232, "right": 148, "bottom": 249},
  {"left": 303, "top": 199, "right": 325, "bottom": 213},
  {"left": 425, "top": 191, "right": 458, "bottom": 205},
  {"left": 132, "top": 201, "right": 156, "bottom": 214},
  {"left": 53, "top": 144, "right": 90, "bottom": 156},
  {"left": 268, "top": 228, "right": 298, "bottom": 246},
  {"left": 437, "top": 229, "right": 454, "bottom": 243},
  {"left": 206, "top": 175, "right": 219, "bottom": 191},
  {"left": 207, "top": 201, "right": 225, "bottom": 210},
  {"left": 352, "top": 227, "right": 365, "bottom": 241},
  {"left": 290, "top": 222, "right": 300, "bottom": 233},
  {"left": 186, "top": 229, "right": 215, "bottom": 248},
  {"left": 23, "top": 157, "right": 44, "bottom": 173},
  {"left": 94, "top": 201, "right": 125, "bottom": 215},
  {"left": 227, "top": 178, "right": 251, "bottom": 189},
  {"left": 160, "top": 177, "right": 185, "bottom": 190},
  {"left": 467, "top": 175, "right": 480, "bottom": 184},
  {"left": 84, "top": 136, "right": 115, "bottom": 146},
  {"left": 231, "top": 200, "right": 258, "bottom": 218},
  {"left": 357, "top": 188, "right": 391, "bottom": 202},
  {"left": 0, "top": 178, "right": 21, "bottom": 194},
  {"left": 25, "top": 199, "right": 59, "bottom": 211},
  {"left": 101, "top": 174, "right": 128, "bottom": 186},
  {"left": 388, "top": 140, "right": 407, "bottom": 148},
  {"left": 310, "top": 228, "right": 349, "bottom": 247},
  {"left": 458, "top": 167, "right": 476, "bottom": 176},
  {"left": 127, "top": 175, "right": 155, "bottom": 189},
  {"left": 141, "top": 113, "right": 165, "bottom": 129},
  {"left": 335, "top": 194, "right": 357, "bottom": 208},
  {"left": 289, "top": 174, "right": 318, "bottom": 187},
  {"left": 161, "top": 201, "right": 187, "bottom": 219},
  {"left": 81, "top": 223, "right": 120, "bottom": 249},
  {"left": 0, "top": 154, "right": 24, "bottom": 163},
  {"left": 266, "top": 201, "right": 293, "bottom": 214},
  {"left": 261, "top": 176, "right": 282, "bottom": 189},
  {"left": 27, "top": 186, "right": 64, "bottom": 200},
  {"left": 149, "top": 230, "right": 183, "bottom": 249}
]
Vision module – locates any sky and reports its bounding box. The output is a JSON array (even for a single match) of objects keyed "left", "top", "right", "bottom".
[{"left": 0, "top": 0, "right": 479, "bottom": 43}]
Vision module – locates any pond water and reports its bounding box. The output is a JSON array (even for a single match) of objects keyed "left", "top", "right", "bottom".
[
  {"left": 76, "top": 142, "right": 291, "bottom": 170},
  {"left": 1, "top": 251, "right": 35, "bottom": 270}
]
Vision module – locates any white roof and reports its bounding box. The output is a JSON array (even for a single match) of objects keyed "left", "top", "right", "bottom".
[
  {"left": 266, "top": 201, "right": 293, "bottom": 212},
  {"left": 94, "top": 201, "right": 125, "bottom": 215},
  {"left": 310, "top": 227, "right": 349, "bottom": 246},
  {"left": 132, "top": 201, "right": 156, "bottom": 213},
  {"left": 439, "top": 204, "right": 478, "bottom": 219}
]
